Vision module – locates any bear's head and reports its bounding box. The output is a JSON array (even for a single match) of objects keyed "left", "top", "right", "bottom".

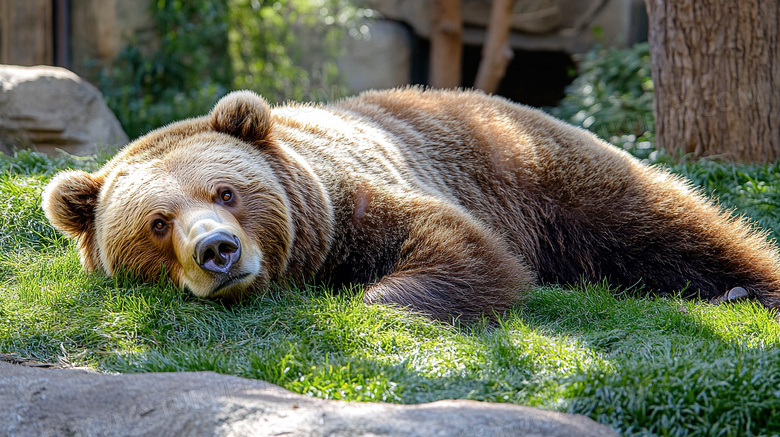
[{"left": 42, "top": 91, "right": 296, "bottom": 299}]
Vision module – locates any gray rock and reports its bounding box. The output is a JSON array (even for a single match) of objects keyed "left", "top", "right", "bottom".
[
  {"left": 0, "top": 64, "right": 128, "bottom": 156},
  {"left": 339, "top": 20, "right": 413, "bottom": 94},
  {"left": 0, "top": 362, "right": 619, "bottom": 437},
  {"left": 369, "top": 0, "right": 429, "bottom": 38}
]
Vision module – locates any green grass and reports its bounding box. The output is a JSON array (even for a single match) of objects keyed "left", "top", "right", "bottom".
[{"left": 3, "top": 150, "right": 780, "bottom": 436}]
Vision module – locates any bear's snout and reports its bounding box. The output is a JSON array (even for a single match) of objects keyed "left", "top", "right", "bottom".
[{"left": 193, "top": 231, "right": 242, "bottom": 274}]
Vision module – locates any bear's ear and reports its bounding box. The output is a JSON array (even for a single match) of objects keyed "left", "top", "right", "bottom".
[
  {"left": 42, "top": 170, "right": 103, "bottom": 239},
  {"left": 209, "top": 90, "right": 272, "bottom": 147}
]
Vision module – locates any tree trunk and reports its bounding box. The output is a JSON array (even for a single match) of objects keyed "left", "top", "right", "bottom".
[
  {"left": 474, "top": 0, "right": 516, "bottom": 93},
  {"left": 646, "top": 1, "right": 780, "bottom": 162},
  {"left": 429, "top": 0, "right": 462, "bottom": 88},
  {"left": 0, "top": 0, "right": 53, "bottom": 66}
]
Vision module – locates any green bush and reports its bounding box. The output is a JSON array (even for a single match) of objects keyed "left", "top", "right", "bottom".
[
  {"left": 97, "top": 0, "right": 232, "bottom": 139},
  {"left": 549, "top": 43, "right": 655, "bottom": 160},
  {"left": 98, "top": 0, "right": 366, "bottom": 140},
  {"left": 228, "top": 0, "right": 363, "bottom": 103}
]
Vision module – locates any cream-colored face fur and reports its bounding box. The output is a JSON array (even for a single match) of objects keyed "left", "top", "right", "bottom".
[
  {"left": 102, "top": 136, "right": 290, "bottom": 297},
  {"left": 42, "top": 91, "right": 298, "bottom": 300},
  {"left": 42, "top": 92, "right": 300, "bottom": 297},
  {"left": 43, "top": 129, "right": 292, "bottom": 298}
]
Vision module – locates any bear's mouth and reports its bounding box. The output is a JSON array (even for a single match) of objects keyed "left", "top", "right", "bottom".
[{"left": 211, "top": 272, "right": 252, "bottom": 295}]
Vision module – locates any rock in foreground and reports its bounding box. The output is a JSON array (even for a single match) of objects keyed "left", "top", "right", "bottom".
[{"left": 0, "top": 362, "right": 618, "bottom": 437}]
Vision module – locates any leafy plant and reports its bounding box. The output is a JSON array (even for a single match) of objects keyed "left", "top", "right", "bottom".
[
  {"left": 549, "top": 43, "right": 655, "bottom": 160},
  {"left": 228, "top": 0, "right": 362, "bottom": 103},
  {"left": 97, "top": 0, "right": 233, "bottom": 139},
  {"left": 98, "top": 0, "right": 366, "bottom": 140}
]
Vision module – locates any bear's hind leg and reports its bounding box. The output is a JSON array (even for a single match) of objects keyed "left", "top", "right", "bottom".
[
  {"left": 363, "top": 202, "right": 535, "bottom": 321},
  {"left": 635, "top": 180, "right": 780, "bottom": 308},
  {"left": 579, "top": 174, "right": 780, "bottom": 309}
]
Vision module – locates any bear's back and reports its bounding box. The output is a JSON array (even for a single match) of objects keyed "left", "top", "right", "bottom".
[{"left": 273, "top": 88, "right": 646, "bottom": 245}]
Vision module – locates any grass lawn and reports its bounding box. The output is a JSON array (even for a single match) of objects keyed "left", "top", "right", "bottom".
[{"left": 3, "top": 150, "right": 780, "bottom": 436}]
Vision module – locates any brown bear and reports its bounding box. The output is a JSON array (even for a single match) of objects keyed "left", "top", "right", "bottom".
[{"left": 42, "top": 88, "right": 780, "bottom": 320}]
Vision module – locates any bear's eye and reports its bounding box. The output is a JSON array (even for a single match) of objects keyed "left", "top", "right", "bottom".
[
  {"left": 219, "top": 189, "right": 234, "bottom": 203},
  {"left": 152, "top": 219, "right": 167, "bottom": 232}
]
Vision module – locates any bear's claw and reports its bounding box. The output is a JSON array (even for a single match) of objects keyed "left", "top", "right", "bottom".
[{"left": 710, "top": 286, "right": 749, "bottom": 305}]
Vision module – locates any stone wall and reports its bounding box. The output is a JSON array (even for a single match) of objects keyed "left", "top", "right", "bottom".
[{"left": 0, "top": 0, "right": 646, "bottom": 120}]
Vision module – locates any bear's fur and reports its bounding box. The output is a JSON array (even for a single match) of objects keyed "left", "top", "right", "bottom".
[{"left": 42, "top": 88, "right": 780, "bottom": 320}]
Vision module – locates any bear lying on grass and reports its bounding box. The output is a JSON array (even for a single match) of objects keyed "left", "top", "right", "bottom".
[{"left": 43, "top": 88, "right": 780, "bottom": 320}]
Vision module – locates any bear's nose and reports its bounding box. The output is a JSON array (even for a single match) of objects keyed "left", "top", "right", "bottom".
[{"left": 193, "top": 231, "right": 241, "bottom": 273}]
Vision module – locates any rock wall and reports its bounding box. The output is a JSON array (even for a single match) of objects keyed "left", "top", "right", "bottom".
[
  {"left": 369, "top": 0, "right": 647, "bottom": 53},
  {"left": 338, "top": 20, "right": 414, "bottom": 93}
]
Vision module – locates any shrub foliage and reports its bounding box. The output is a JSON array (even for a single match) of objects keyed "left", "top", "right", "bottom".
[
  {"left": 549, "top": 43, "right": 655, "bottom": 160},
  {"left": 98, "top": 0, "right": 366, "bottom": 139}
]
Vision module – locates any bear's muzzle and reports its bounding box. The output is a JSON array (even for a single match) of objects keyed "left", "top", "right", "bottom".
[{"left": 193, "top": 230, "right": 241, "bottom": 274}]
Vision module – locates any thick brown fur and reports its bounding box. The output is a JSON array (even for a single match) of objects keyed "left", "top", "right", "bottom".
[{"left": 42, "top": 88, "right": 780, "bottom": 320}]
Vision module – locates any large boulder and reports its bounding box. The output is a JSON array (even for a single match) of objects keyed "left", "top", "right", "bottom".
[
  {"left": 0, "top": 362, "right": 619, "bottom": 437},
  {"left": 0, "top": 64, "right": 128, "bottom": 156}
]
